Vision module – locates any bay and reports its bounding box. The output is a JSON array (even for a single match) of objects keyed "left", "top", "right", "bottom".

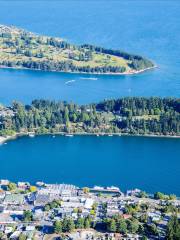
[{"left": 0, "top": 135, "right": 180, "bottom": 194}]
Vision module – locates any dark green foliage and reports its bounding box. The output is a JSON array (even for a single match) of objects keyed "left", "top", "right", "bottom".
[
  {"left": 0, "top": 97, "right": 179, "bottom": 136},
  {"left": 104, "top": 216, "right": 140, "bottom": 234},
  {"left": 166, "top": 215, "right": 180, "bottom": 240},
  {"left": 0, "top": 59, "right": 127, "bottom": 73},
  {"left": 23, "top": 210, "right": 33, "bottom": 222},
  {"left": 81, "top": 44, "right": 154, "bottom": 70},
  {"left": 54, "top": 220, "right": 62, "bottom": 233}
]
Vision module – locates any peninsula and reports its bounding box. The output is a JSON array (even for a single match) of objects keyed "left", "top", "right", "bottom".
[
  {"left": 0, "top": 25, "right": 155, "bottom": 74},
  {"left": 0, "top": 97, "right": 179, "bottom": 142}
]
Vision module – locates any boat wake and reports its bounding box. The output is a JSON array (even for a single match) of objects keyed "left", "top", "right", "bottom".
[
  {"left": 65, "top": 80, "right": 76, "bottom": 84},
  {"left": 80, "top": 77, "right": 98, "bottom": 81}
]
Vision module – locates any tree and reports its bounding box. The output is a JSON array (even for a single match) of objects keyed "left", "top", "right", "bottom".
[
  {"left": 149, "top": 223, "right": 158, "bottom": 236},
  {"left": 76, "top": 217, "right": 84, "bottom": 229},
  {"left": 44, "top": 204, "right": 50, "bottom": 211},
  {"left": 64, "top": 107, "right": 69, "bottom": 125},
  {"left": 166, "top": 215, "right": 180, "bottom": 240},
  {"left": 29, "top": 186, "right": 37, "bottom": 192},
  {"left": 139, "top": 191, "right": 148, "bottom": 198},
  {"left": 66, "top": 219, "right": 75, "bottom": 232},
  {"left": 127, "top": 219, "right": 139, "bottom": 234},
  {"left": 83, "top": 187, "right": 89, "bottom": 194},
  {"left": 108, "top": 219, "right": 116, "bottom": 232},
  {"left": 169, "top": 194, "right": 176, "bottom": 200},
  {"left": 116, "top": 219, "right": 127, "bottom": 234},
  {"left": 84, "top": 217, "right": 91, "bottom": 229},
  {"left": 54, "top": 220, "right": 62, "bottom": 233},
  {"left": 23, "top": 210, "right": 33, "bottom": 222},
  {"left": 142, "top": 236, "right": 148, "bottom": 240},
  {"left": 8, "top": 182, "right": 17, "bottom": 191},
  {"left": 19, "top": 233, "right": 27, "bottom": 240},
  {"left": 90, "top": 209, "right": 95, "bottom": 216},
  {"left": 154, "top": 192, "right": 167, "bottom": 200}
]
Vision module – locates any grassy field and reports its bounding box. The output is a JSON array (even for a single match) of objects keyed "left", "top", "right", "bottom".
[{"left": 0, "top": 25, "right": 153, "bottom": 73}]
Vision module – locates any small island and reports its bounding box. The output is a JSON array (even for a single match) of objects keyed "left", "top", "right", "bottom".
[
  {"left": 0, "top": 97, "right": 179, "bottom": 142},
  {"left": 0, "top": 25, "right": 155, "bottom": 74}
]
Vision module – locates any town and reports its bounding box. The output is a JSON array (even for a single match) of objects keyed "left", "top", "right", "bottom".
[{"left": 0, "top": 180, "right": 179, "bottom": 240}]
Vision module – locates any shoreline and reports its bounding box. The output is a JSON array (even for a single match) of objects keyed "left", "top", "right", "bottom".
[
  {"left": 0, "top": 65, "right": 157, "bottom": 76},
  {"left": 1, "top": 131, "right": 179, "bottom": 144}
]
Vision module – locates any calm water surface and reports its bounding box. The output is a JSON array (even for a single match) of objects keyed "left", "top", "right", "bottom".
[
  {"left": 0, "top": 0, "right": 179, "bottom": 104},
  {"left": 0, "top": 1, "right": 179, "bottom": 193},
  {"left": 0, "top": 135, "right": 180, "bottom": 194}
]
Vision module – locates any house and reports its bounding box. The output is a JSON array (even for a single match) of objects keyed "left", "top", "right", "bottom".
[
  {"left": 34, "top": 193, "right": 50, "bottom": 206},
  {"left": 126, "top": 189, "right": 141, "bottom": 196},
  {"left": 33, "top": 208, "right": 44, "bottom": 220},
  {"left": 57, "top": 208, "right": 73, "bottom": 218},
  {"left": 4, "top": 226, "right": 13, "bottom": 234},
  {"left": 39, "top": 184, "right": 77, "bottom": 197},
  {"left": 25, "top": 226, "right": 35, "bottom": 231},
  {"left": 122, "top": 214, "right": 131, "bottom": 219},
  {"left": 0, "top": 179, "right": 9, "bottom": 186},
  {"left": 148, "top": 212, "right": 161, "bottom": 222},
  {"left": 9, "top": 231, "right": 21, "bottom": 239},
  {"left": 61, "top": 201, "right": 84, "bottom": 209},
  {"left": 26, "top": 193, "right": 36, "bottom": 204},
  {"left": 84, "top": 198, "right": 94, "bottom": 209},
  {"left": 4, "top": 194, "right": 24, "bottom": 205},
  {"left": 125, "top": 234, "right": 140, "bottom": 240},
  {"left": 17, "top": 182, "right": 30, "bottom": 190},
  {"left": 36, "top": 181, "right": 45, "bottom": 187},
  {"left": 106, "top": 201, "right": 120, "bottom": 216},
  {"left": 0, "top": 190, "right": 5, "bottom": 201}
]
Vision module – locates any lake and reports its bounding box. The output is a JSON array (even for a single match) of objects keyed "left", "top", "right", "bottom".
[
  {"left": 0, "top": 0, "right": 179, "bottom": 104},
  {"left": 0, "top": 135, "right": 180, "bottom": 195},
  {"left": 0, "top": 0, "right": 179, "bottom": 194}
]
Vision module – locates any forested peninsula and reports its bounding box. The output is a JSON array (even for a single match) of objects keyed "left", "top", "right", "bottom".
[
  {"left": 0, "top": 25, "right": 155, "bottom": 74},
  {"left": 0, "top": 97, "right": 179, "bottom": 140}
]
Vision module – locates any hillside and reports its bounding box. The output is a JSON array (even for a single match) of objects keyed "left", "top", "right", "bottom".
[
  {"left": 0, "top": 25, "right": 154, "bottom": 74},
  {"left": 0, "top": 97, "right": 179, "bottom": 137}
]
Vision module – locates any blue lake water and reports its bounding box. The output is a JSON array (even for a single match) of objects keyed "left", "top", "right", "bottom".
[
  {"left": 0, "top": 0, "right": 179, "bottom": 104},
  {"left": 0, "top": 1, "right": 179, "bottom": 193},
  {"left": 0, "top": 135, "right": 180, "bottom": 195}
]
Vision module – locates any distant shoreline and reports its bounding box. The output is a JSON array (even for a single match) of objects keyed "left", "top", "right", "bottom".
[
  {"left": 0, "top": 65, "right": 157, "bottom": 76},
  {"left": 1, "top": 131, "right": 179, "bottom": 145}
]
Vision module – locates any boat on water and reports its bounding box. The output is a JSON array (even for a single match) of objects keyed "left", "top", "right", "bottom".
[
  {"left": 93, "top": 186, "right": 104, "bottom": 190},
  {"left": 80, "top": 77, "right": 98, "bottom": 81},
  {"left": 108, "top": 134, "right": 113, "bottom": 137},
  {"left": 29, "top": 133, "right": 35, "bottom": 137},
  {"left": 65, "top": 134, "right": 74, "bottom": 137},
  {"left": 106, "top": 186, "right": 120, "bottom": 191},
  {"left": 52, "top": 135, "right": 56, "bottom": 138}
]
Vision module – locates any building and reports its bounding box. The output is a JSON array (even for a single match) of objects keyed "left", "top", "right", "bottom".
[{"left": 4, "top": 194, "right": 24, "bottom": 205}]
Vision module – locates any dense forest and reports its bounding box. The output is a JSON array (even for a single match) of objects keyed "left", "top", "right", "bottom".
[
  {"left": 0, "top": 25, "right": 154, "bottom": 74},
  {"left": 0, "top": 97, "right": 179, "bottom": 137}
]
